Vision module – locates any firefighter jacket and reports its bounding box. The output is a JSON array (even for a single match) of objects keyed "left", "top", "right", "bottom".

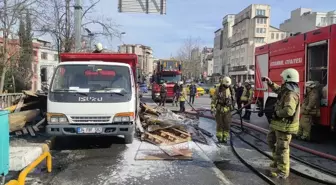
[
  {"left": 240, "top": 87, "right": 253, "bottom": 102},
  {"left": 160, "top": 85, "right": 167, "bottom": 95},
  {"left": 302, "top": 88, "right": 320, "bottom": 117},
  {"left": 268, "top": 82, "right": 300, "bottom": 134},
  {"left": 179, "top": 88, "right": 187, "bottom": 102},
  {"left": 211, "top": 85, "right": 235, "bottom": 113}
]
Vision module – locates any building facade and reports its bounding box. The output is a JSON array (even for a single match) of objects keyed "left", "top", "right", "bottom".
[
  {"left": 213, "top": 28, "right": 223, "bottom": 74},
  {"left": 200, "top": 47, "right": 214, "bottom": 80},
  {"left": 280, "top": 8, "right": 336, "bottom": 34},
  {"left": 226, "top": 4, "right": 286, "bottom": 84},
  {"left": 221, "top": 14, "right": 235, "bottom": 76},
  {"left": 34, "top": 39, "right": 59, "bottom": 91},
  {"left": 118, "top": 44, "right": 154, "bottom": 78}
]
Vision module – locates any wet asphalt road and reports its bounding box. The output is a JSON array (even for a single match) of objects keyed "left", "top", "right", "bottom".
[{"left": 22, "top": 93, "right": 336, "bottom": 185}]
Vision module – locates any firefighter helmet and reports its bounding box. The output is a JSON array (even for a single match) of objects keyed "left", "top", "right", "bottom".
[
  {"left": 280, "top": 68, "right": 299, "bottom": 83},
  {"left": 221, "top": 76, "right": 232, "bottom": 86},
  {"left": 95, "top": 43, "right": 103, "bottom": 51},
  {"left": 305, "top": 81, "right": 318, "bottom": 88}
]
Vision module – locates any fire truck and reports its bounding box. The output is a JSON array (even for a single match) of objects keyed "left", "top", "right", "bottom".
[
  {"left": 254, "top": 24, "right": 336, "bottom": 131},
  {"left": 151, "top": 59, "right": 182, "bottom": 101}
]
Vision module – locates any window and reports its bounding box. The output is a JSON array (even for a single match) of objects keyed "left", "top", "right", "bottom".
[
  {"left": 256, "top": 28, "right": 260, "bottom": 33},
  {"left": 255, "top": 38, "right": 265, "bottom": 43},
  {"left": 54, "top": 54, "right": 58, "bottom": 61},
  {"left": 51, "top": 64, "right": 132, "bottom": 94},
  {"left": 256, "top": 9, "right": 266, "bottom": 16},
  {"left": 41, "top": 52, "right": 48, "bottom": 60},
  {"left": 257, "top": 18, "right": 267, "bottom": 24},
  {"left": 262, "top": 28, "right": 266, "bottom": 33},
  {"left": 281, "top": 33, "right": 285, "bottom": 39},
  {"left": 276, "top": 33, "right": 279, "bottom": 39},
  {"left": 321, "top": 17, "right": 326, "bottom": 24},
  {"left": 271, "top": 33, "right": 274, "bottom": 39}
]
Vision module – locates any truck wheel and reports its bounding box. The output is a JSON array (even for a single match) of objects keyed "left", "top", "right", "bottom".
[{"left": 124, "top": 134, "right": 134, "bottom": 144}]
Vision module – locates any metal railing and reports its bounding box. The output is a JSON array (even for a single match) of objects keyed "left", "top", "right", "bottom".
[
  {"left": 5, "top": 151, "right": 52, "bottom": 185},
  {"left": 0, "top": 93, "right": 24, "bottom": 109}
]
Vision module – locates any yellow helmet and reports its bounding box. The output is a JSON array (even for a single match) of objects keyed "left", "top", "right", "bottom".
[
  {"left": 95, "top": 43, "right": 103, "bottom": 51},
  {"left": 221, "top": 76, "right": 232, "bottom": 86},
  {"left": 281, "top": 68, "right": 299, "bottom": 83}
]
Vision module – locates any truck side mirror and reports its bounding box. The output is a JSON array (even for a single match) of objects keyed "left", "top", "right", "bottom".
[{"left": 40, "top": 68, "right": 47, "bottom": 82}]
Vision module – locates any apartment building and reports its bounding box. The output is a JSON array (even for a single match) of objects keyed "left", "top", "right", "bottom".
[
  {"left": 118, "top": 44, "right": 154, "bottom": 77},
  {"left": 222, "top": 14, "right": 235, "bottom": 76},
  {"left": 228, "top": 4, "right": 286, "bottom": 84},
  {"left": 200, "top": 47, "right": 214, "bottom": 79},
  {"left": 280, "top": 8, "right": 336, "bottom": 34},
  {"left": 35, "top": 39, "right": 59, "bottom": 91},
  {"left": 213, "top": 28, "right": 223, "bottom": 74}
]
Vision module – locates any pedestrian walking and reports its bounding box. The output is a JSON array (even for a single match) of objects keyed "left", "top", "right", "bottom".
[
  {"left": 211, "top": 76, "right": 235, "bottom": 143},
  {"left": 262, "top": 68, "right": 300, "bottom": 179},
  {"left": 297, "top": 81, "right": 320, "bottom": 141},
  {"left": 158, "top": 83, "right": 167, "bottom": 106},
  {"left": 189, "top": 82, "right": 197, "bottom": 104},
  {"left": 179, "top": 84, "right": 187, "bottom": 112}
]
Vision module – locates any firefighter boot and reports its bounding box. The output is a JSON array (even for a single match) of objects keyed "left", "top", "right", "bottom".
[
  {"left": 216, "top": 131, "right": 223, "bottom": 142},
  {"left": 270, "top": 169, "right": 288, "bottom": 179}
]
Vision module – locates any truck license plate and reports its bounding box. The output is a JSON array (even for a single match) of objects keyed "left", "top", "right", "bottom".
[{"left": 77, "top": 127, "right": 103, "bottom": 134}]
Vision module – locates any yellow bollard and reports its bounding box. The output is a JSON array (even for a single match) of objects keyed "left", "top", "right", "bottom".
[
  {"left": 6, "top": 180, "right": 19, "bottom": 185},
  {"left": 17, "top": 152, "right": 52, "bottom": 185}
]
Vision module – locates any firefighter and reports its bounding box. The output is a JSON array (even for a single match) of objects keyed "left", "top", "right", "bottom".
[
  {"left": 241, "top": 80, "right": 254, "bottom": 120},
  {"left": 262, "top": 68, "right": 300, "bottom": 179},
  {"left": 179, "top": 83, "right": 187, "bottom": 112},
  {"left": 297, "top": 81, "right": 320, "bottom": 141},
  {"left": 93, "top": 43, "right": 103, "bottom": 53},
  {"left": 211, "top": 76, "right": 235, "bottom": 143},
  {"left": 158, "top": 83, "right": 167, "bottom": 106}
]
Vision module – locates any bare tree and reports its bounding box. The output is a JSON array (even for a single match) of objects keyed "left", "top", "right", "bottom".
[
  {"left": 0, "top": 0, "right": 41, "bottom": 93},
  {"left": 175, "top": 36, "right": 202, "bottom": 80},
  {"left": 36, "top": 0, "right": 122, "bottom": 53}
]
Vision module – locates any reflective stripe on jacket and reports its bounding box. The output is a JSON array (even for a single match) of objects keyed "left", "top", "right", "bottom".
[
  {"left": 211, "top": 86, "right": 233, "bottom": 113},
  {"left": 240, "top": 87, "right": 253, "bottom": 101},
  {"left": 268, "top": 82, "right": 300, "bottom": 134},
  {"left": 179, "top": 88, "right": 187, "bottom": 102}
]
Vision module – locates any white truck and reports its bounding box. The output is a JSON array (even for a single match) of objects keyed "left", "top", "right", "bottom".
[{"left": 42, "top": 53, "right": 139, "bottom": 143}]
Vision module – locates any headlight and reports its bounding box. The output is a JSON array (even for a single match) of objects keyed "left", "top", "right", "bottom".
[
  {"left": 113, "top": 112, "right": 134, "bottom": 123},
  {"left": 47, "top": 113, "right": 69, "bottom": 124}
]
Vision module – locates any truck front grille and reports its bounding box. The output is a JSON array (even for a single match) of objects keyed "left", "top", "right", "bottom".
[{"left": 71, "top": 116, "right": 111, "bottom": 123}]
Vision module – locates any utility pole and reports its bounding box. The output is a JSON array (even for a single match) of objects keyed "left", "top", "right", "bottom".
[
  {"left": 65, "top": 0, "right": 70, "bottom": 51},
  {"left": 74, "top": 0, "right": 82, "bottom": 51}
]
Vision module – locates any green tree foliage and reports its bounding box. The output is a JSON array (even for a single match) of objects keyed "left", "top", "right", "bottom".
[{"left": 15, "top": 10, "right": 33, "bottom": 91}]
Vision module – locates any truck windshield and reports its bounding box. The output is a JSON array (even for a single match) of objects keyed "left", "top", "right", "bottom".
[
  {"left": 158, "top": 74, "right": 181, "bottom": 84},
  {"left": 50, "top": 64, "right": 132, "bottom": 94}
]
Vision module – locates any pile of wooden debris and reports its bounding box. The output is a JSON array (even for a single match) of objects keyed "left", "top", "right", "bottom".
[
  {"left": 138, "top": 102, "right": 193, "bottom": 159},
  {"left": 3, "top": 91, "right": 47, "bottom": 136}
]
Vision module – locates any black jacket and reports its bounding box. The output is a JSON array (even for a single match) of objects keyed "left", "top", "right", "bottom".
[
  {"left": 236, "top": 86, "right": 244, "bottom": 99},
  {"left": 173, "top": 83, "right": 179, "bottom": 93}
]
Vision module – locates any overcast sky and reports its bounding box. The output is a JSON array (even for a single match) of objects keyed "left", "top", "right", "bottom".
[{"left": 88, "top": 0, "right": 335, "bottom": 58}]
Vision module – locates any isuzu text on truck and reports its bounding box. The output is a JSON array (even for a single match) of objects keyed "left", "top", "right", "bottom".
[
  {"left": 44, "top": 53, "right": 138, "bottom": 143},
  {"left": 151, "top": 59, "right": 182, "bottom": 101},
  {"left": 254, "top": 24, "right": 336, "bottom": 132}
]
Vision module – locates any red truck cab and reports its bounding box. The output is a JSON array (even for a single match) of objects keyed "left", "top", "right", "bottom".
[{"left": 151, "top": 59, "right": 182, "bottom": 101}]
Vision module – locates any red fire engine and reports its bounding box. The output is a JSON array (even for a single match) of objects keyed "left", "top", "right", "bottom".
[
  {"left": 151, "top": 59, "right": 182, "bottom": 101},
  {"left": 254, "top": 24, "right": 336, "bottom": 131}
]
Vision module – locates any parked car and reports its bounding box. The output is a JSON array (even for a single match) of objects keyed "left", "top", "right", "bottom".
[
  {"left": 186, "top": 84, "right": 205, "bottom": 96},
  {"left": 209, "top": 84, "right": 220, "bottom": 98}
]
